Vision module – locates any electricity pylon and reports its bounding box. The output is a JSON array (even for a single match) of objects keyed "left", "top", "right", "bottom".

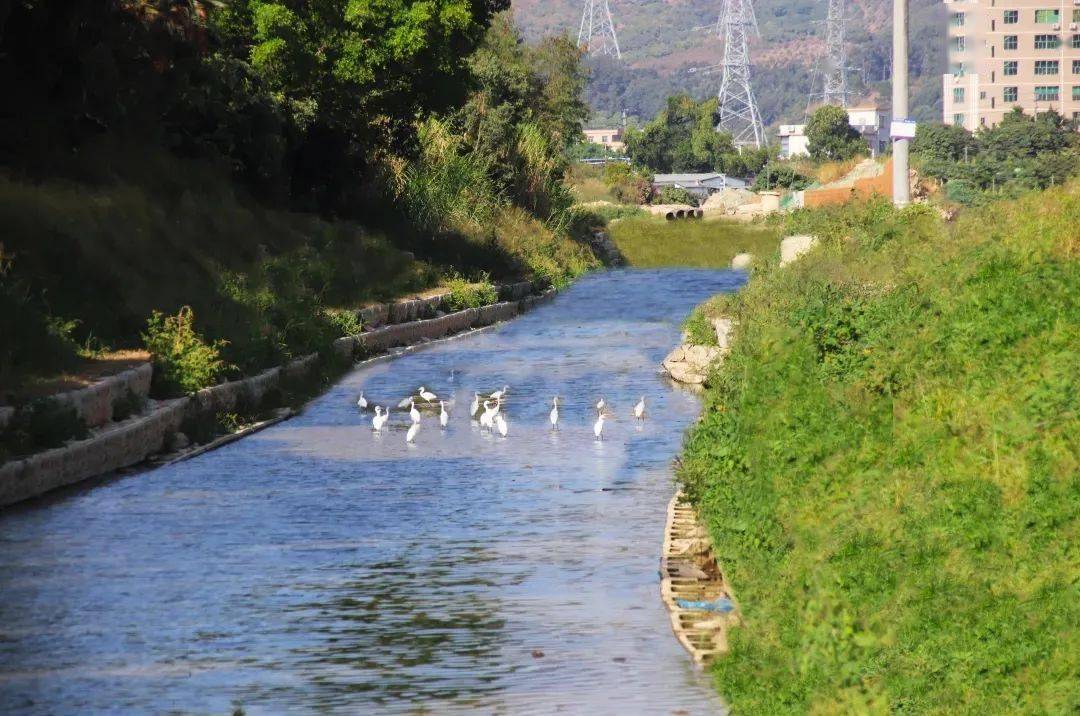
[
  {"left": 715, "top": 0, "right": 766, "bottom": 148},
  {"left": 822, "top": 0, "right": 851, "bottom": 106},
  {"left": 578, "top": 0, "right": 622, "bottom": 59}
]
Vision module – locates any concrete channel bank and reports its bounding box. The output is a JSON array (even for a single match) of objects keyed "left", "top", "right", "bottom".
[{"left": 0, "top": 282, "right": 552, "bottom": 508}]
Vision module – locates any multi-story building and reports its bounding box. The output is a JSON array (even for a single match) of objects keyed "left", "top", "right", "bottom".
[
  {"left": 777, "top": 105, "right": 891, "bottom": 158},
  {"left": 942, "top": 1, "right": 1080, "bottom": 130}
]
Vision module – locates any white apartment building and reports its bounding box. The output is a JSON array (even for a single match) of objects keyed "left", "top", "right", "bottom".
[{"left": 942, "top": 0, "right": 1080, "bottom": 129}]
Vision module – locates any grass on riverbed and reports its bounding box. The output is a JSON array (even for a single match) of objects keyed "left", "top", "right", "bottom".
[
  {"left": 680, "top": 185, "right": 1079, "bottom": 712},
  {"left": 607, "top": 215, "right": 780, "bottom": 269}
]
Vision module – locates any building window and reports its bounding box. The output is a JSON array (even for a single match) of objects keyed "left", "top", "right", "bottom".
[
  {"left": 951, "top": 36, "right": 966, "bottom": 52},
  {"left": 1004, "top": 86, "right": 1018, "bottom": 103},
  {"left": 1034, "top": 86, "right": 1060, "bottom": 102},
  {"left": 1073, "top": 35, "right": 1080, "bottom": 49},
  {"left": 951, "top": 62, "right": 967, "bottom": 77},
  {"left": 951, "top": 12, "right": 965, "bottom": 27},
  {"left": 953, "top": 87, "right": 965, "bottom": 103},
  {"left": 979, "top": 91, "right": 986, "bottom": 100},
  {"left": 1034, "top": 34, "right": 1060, "bottom": 49},
  {"left": 1035, "top": 60, "right": 1060, "bottom": 75},
  {"left": 1004, "top": 35, "right": 1018, "bottom": 50},
  {"left": 1074, "top": 9, "right": 1080, "bottom": 23},
  {"left": 1074, "top": 60, "right": 1080, "bottom": 75},
  {"left": 1073, "top": 86, "right": 1080, "bottom": 101},
  {"left": 1004, "top": 61, "right": 1018, "bottom": 76},
  {"left": 1034, "top": 9, "right": 1059, "bottom": 24},
  {"left": 953, "top": 114, "right": 965, "bottom": 126},
  {"left": 1004, "top": 10, "right": 1018, "bottom": 24}
]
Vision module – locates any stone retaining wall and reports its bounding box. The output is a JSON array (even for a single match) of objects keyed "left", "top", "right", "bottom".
[
  {"left": 50, "top": 364, "right": 154, "bottom": 429},
  {"left": 1, "top": 287, "right": 556, "bottom": 508}
]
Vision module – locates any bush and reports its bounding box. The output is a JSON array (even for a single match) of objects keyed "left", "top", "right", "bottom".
[
  {"left": 655, "top": 186, "right": 698, "bottom": 207},
  {"left": 326, "top": 309, "right": 363, "bottom": 337},
  {"left": 752, "top": 164, "right": 813, "bottom": 191},
  {"left": 0, "top": 398, "right": 88, "bottom": 460},
  {"left": 143, "top": 307, "right": 229, "bottom": 397},
  {"left": 444, "top": 273, "right": 499, "bottom": 311},
  {"left": 683, "top": 309, "right": 717, "bottom": 346},
  {"left": 603, "top": 163, "right": 653, "bottom": 204}
]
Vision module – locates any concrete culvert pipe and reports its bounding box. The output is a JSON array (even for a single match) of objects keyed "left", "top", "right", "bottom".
[
  {"left": 665, "top": 211, "right": 676, "bottom": 221},
  {"left": 675, "top": 209, "right": 686, "bottom": 219}
]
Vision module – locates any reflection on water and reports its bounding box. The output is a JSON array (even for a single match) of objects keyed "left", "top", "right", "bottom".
[{"left": 0, "top": 269, "right": 743, "bottom": 714}]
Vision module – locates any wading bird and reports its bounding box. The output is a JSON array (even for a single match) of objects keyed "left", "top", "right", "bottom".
[
  {"left": 470, "top": 393, "right": 480, "bottom": 417},
  {"left": 593, "top": 412, "right": 606, "bottom": 441},
  {"left": 550, "top": 396, "right": 559, "bottom": 430},
  {"left": 495, "top": 413, "right": 508, "bottom": 437},
  {"left": 634, "top": 396, "right": 646, "bottom": 420},
  {"left": 419, "top": 386, "right": 437, "bottom": 402},
  {"left": 439, "top": 401, "right": 449, "bottom": 428},
  {"left": 397, "top": 396, "right": 413, "bottom": 409},
  {"left": 409, "top": 400, "right": 421, "bottom": 425},
  {"left": 356, "top": 392, "right": 368, "bottom": 410},
  {"left": 372, "top": 406, "right": 387, "bottom": 431},
  {"left": 406, "top": 421, "right": 419, "bottom": 444},
  {"left": 490, "top": 385, "right": 509, "bottom": 400},
  {"left": 480, "top": 400, "right": 495, "bottom": 428},
  {"left": 596, "top": 396, "right": 605, "bottom": 412}
]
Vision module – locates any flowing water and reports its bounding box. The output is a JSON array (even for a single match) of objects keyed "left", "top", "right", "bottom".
[{"left": 0, "top": 269, "right": 744, "bottom": 714}]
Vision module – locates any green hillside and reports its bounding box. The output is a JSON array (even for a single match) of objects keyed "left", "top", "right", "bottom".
[{"left": 512, "top": 0, "right": 944, "bottom": 128}]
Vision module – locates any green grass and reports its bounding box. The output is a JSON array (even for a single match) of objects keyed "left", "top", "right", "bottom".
[
  {"left": 680, "top": 186, "right": 1079, "bottom": 713},
  {"left": 607, "top": 215, "right": 780, "bottom": 269}
]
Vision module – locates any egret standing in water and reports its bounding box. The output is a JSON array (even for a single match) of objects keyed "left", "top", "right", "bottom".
[
  {"left": 479, "top": 400, "right": 495, "bottom": 428},
  {"left": 470, "top": 393, "right": 480, "bottom": 417},
  {"left": 419, "top": 386, "right": 437, "bottom": 402},
  {"left": 409, "top": 400, "right": 421, "bottom": 425},
  {"left": 495, "top": 413, "right": 508, "bottom": 437},
  {"left": 596, "top": 396, "right": 605, "bottom": 413},
  {"left": 356, "top": 392, "right": 368, "bottom": 410},
  {"left": 372, "top": 406, "right": 387, "bottom": 431},
  {"left": 549, "top": 396, "right": 559, "bottom": 430},
  {"left": 593, "top": 411, "right": 606, "bottom": 441},
  {"left": 634, "top": 396, "right": 646, "bottom": 420},
  {"left": 406, "top": 421, "right": 419, "bottom": 444},
  {"left": 439, "top": 400, "right": 449, "bottom": 428},
  {"left": 490, "top": 385, "right": 509, "bottom": 400}
]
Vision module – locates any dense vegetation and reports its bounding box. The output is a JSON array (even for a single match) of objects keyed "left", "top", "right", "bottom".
[
  {"left": 0, "top": 2, "right": 600, "bottom": 399},
  {"left": 680, "top": 186, "right": 1079, "bottom": 712},
  {"left": 607, "top": 217, "right": 779, "bottom": 269},
  {"left": 913, "top": 110, "right": 1080, "bottom": 205}
]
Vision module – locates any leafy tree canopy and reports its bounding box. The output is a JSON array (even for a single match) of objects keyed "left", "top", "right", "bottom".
[{"left": 805, "top": 104, "right": 865, "bottom": 161}]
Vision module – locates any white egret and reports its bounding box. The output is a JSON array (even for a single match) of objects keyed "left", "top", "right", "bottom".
[
  {"left": 406, "top": 421, "right": 419, "bottom": 443},
  {"left": 490, "top": 397, "right": 501, "bottom": 419},
  {"left": 419, "top": 386, "right": 437, "bottom": 402},
  {"left": 549, "top": 396, "right": 559, "bottom": 430},
  {"left": 634, "top": 396, "right": 646, "bottom": 420},
  {"left": 490, "top": 385, "right": 509, "bottom": 400},
  {"left": 479, "top": 400, "right": 495, "bottom": 428},
  {"left": 356, "top": 392, "right": 368, "bottom": 410},
  {"left": 439, "top": 400, "right": 449, "bottom": 427},
  {"left": 397, "top": 396, "right": 413, "bottom": 409},
  {"left": 409, "top": 400, "right": 421, "bottom": 425},
  {"left": 448, "top": 369, "right": 456, "bottom": 383},
  {"left": 596, "top": 396, "right": 605, "bottom": 412},
  {"left": 470, "top": 393, "right": 480, "bottom": 417},
  {"left": 495, "top": 414, "right": 508, "bottom": 437},
  {"left": 372, "top": 406, "right": 387, "bottom": 431},
  {"left": 593, "top": 412, "right": 606, "bottom": 440}
]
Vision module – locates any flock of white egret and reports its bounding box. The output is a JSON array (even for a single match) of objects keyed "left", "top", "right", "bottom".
[{"left": 354, "top": 385, "right": 647, "bottom": 445}]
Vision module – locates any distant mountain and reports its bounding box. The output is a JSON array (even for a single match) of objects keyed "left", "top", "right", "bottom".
[{"left": 512, "top": 0, "right": 944, "bottom": 130}]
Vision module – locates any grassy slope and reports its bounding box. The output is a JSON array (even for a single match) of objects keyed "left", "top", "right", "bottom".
[
  {"left": 680, "top": 187, "right": 1079, "bottom": 712},
  {"left": 608, "top": 216, "right": 780, "bottom": 269}
]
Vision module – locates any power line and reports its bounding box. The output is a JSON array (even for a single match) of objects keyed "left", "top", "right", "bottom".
[
  {"left": 714, "top": 0, "right": 766, "bottom": 148},
  {"left": 578, "top": 0, "right": 622, "bottom": 60}
]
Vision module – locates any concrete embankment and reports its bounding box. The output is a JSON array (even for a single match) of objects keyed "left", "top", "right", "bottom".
[{"left": 0, "top": 284, "right": 552, "bottom": 508}]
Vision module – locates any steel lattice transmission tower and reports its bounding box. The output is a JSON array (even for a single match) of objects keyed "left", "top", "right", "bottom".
[
  {"left": 715, "top": 0, "right": 767, "bottom": 148},
  {"left": 822, "top": 0, "right": 851, "bottom": 106},
  {"left": 578, "top": 0, "right": 622, "bottom": 60}
]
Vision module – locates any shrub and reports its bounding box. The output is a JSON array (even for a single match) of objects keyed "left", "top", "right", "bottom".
[
  {"left": 0, "top": 398, "right": 88, "bottom": 459},
  {"left": 444, "top": 273, "right": 498, "bottom": 311},
  {"left": 602, "top": 163, "right": 653, "bottom": 204},
  {"left": 143, "top": 307, "right": 229, "bottom": 397},
  {"left": 683, "top": 308, "right": 718, "bottom": 346},
  {"left": 326, "top": 309, "right": 363, "bottom": 337},
  {"left": 752, "top": 164, "right": 813, "bottom": 191},
  {"left": 655, "top": 186, "right": 698, "bottom": 207}
]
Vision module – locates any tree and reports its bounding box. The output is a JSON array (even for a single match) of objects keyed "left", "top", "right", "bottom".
[
  {"left": 806, "top": 105, "right": 864, "bottom": 161},
  {"left": 623, "top": 94, "right": 748, "bottom": 175}
]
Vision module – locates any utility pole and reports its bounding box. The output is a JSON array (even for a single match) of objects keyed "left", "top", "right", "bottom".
[
  {"left": 715, "top": 0, "right": 767, "bottom": 148},
  {"left": 578, "top": 0, "right": 622, "bottom": 60},
  {"left": 892, "top": 0, "right": 910, "bottom": 206}
]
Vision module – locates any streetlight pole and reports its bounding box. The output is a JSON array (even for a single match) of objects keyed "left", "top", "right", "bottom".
[{"left": 892, "top": 0, "right": 910, "bottom": 206}]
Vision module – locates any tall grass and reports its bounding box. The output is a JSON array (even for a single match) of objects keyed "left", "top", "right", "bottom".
[
  {"left": 680, "top": 186, "right": 1080, "bottom": 712},
  {"left": 607, "top": 216, "right": 780, "bottom": 269}
]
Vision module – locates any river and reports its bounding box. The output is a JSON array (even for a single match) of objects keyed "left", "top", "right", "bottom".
[{"left": 0, "top": 269, "right": 743, "bottom": 714}]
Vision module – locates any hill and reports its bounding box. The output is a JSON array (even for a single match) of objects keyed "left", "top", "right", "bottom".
[{"left": 512, "top": 0, "right": 945, "bottom": 129}]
